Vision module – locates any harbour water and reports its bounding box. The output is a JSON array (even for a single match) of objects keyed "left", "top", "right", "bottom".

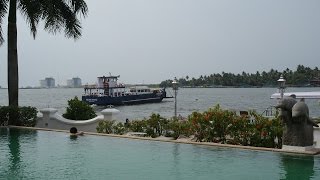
[{"left": 1, "top": 87, "right": 319, "bottom": 122}]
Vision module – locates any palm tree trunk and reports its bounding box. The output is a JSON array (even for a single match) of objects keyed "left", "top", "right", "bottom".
[
  {"left": 7, "top": 0, "right": 18, "bottom": 125},
  {"left": 8, "top": 0, "right": 18, "bottom": 107}
]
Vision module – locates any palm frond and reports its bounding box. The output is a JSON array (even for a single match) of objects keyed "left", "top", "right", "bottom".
[
  {"left": 41, "top": 0, "right": 84, "bottom": 39},
  {"left": 18, "top": 0, "right": 42, "bottom": 39},
  {"left": 0, "top": 0, "right": 8, "bottom": 45},
  {"left": 68, "top": 0, "right": 88, "bottom": 17},
  {"left": 40, "top": 0, "right": 64, "bottom": 34},
  {"left": 59, "top": 1, "right": 81, "bottom": 39}
]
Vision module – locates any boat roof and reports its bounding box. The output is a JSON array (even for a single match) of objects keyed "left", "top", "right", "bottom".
[
  {"left": 129, "top": 86, "right": 150, "bottom": 89},
  {"left": 97, "top": 75, "right": 120, "bottom": 79},
  {"left": 270, "top": 91, "right": 320, "bottom": 99}
]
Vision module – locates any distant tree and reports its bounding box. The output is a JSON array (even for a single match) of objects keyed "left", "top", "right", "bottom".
[{"left": 159, "top": 65, "right": 319, "bottom": 88}]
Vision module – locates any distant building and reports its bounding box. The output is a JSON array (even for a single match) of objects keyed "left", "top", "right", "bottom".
[
  {"left": 67, "top": 77, "right": 82, "bottom": 88},
  {"left": 40, "top": 77, "right": 55, "bottom": 88}
]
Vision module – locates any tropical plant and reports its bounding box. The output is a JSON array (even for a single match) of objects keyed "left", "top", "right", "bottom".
[
  {"left": 146, "top": 113, "right": 168, "bottom": 137},
  {"left": 188, "top": 111, "right": 210, "bottom": 142},
  {"left": 18, "top": 106, "right": 38, "bottom": 126},
  {"left": 129, "top": 120, "right": 147, "bottom": 133},
  {"left": 113, "top": 122, "right": 126, "bottom": 135},
  {"left": 94, "top": 106, "right": 283, "bottom": 148},
  {"left": 96, "top": 120, "right": 115, "bottom": 134},
  {"left": 249, "top": 112, "right": 283, "bottom": 148},
  {"left": 0, "top": 0, "right": 88, "bottom": 112},
  {"left": 228, "top": 115, "right": 252, "bottom": 145},
  {"left": 63, "top": 96, "right": 96, "bottom": 120},
  {"left": 167, "top": 119, "right": 191, "bottom": 139},
  {"left": 0, "top": 106, "right": 37, "bottom": 126}
]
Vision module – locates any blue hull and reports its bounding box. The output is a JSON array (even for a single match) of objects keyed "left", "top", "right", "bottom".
[{"left": 82, "top": 94, "right": 164, "bottom": 106}]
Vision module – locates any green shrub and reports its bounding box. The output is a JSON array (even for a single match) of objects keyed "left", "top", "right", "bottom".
[
  {"left": 188, "top": 111, "right": 210, "bottom": 142},
  {"left": 113, "top": 122, "right": 126, "bottom": 135},
  {"left": 204, "top": 105, "right": 234, "bottom": 143},
  {"left": 248, "top": 112, "right": 282, "bottom": 148},
  {"left": 145, "top": 113, "right": 169, "bottom": 137},
  {"left": 228, "top": 115, "right": 252, "bottom": 145},
  {"left": 0, "top": 106, "right": 37, "bottom": 127},
  {"left": 186, "top": 104, "right": 283, "bottom": 148},
  {"left": 96, "top": 105, "right": 283, "bottom": 149},
  {"left": 63, "top": 96, "right": 96, "bottom": 120},
  {"left": 145, "top": 127, "right": 156, "bottom": 138},
  {"left": 0, "top": 106, "right": 9, "bottom": 126},
  {"left": 96, "top": 120, "right": 115, "bottom": 134},
  {"left": 18, "top": 106, "right": 38, "bottom": 127},
  {"left": 96, "top": 121, "right": 105, "bottom": 133},
  {"left": 129, "top": 120, "right": 147, "bottom": 132},
  {"left": 167, "top": 119, "right": 191, "bottom": 139}
]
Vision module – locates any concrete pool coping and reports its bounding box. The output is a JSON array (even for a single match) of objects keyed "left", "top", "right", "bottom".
[{"left": 5, "top": 126, "right": 320, "bottom": 156}]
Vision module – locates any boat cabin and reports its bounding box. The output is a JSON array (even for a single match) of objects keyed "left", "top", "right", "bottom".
[
  {"left": 84, "top": 75, "right": 126, "bottom": 97},
  {"left": 129, "top": 86, "right": 152, "bottom": 95}
]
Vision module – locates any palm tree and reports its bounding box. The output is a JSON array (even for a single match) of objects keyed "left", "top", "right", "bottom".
[{"left": 0, "top": 0, "right": 88, "bottom": 108}]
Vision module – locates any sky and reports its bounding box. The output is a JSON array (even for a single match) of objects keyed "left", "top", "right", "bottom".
[{"left": 0, "top": 0, "right": 320, "bottom": 87}]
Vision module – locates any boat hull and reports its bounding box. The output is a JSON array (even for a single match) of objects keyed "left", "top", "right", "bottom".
[{"left": 82, "top": 94, "right": 164, "bottom": 106}]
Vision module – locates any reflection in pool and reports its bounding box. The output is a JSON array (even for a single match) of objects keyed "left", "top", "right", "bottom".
[{"left": 0, "top": 128, "right": 320, "bottom": 179}]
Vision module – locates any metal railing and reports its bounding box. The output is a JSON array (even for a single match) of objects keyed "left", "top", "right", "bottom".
[{"left": 262, "top": 106, "right": 277, "bottom": 117}]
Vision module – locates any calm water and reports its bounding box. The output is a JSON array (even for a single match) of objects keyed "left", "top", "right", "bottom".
[
  {"left": 0, "top": 128, "right": 320, "bottom": 179},
  {"left": 1, "top": 87, "right": 320, "bottom": 121}
]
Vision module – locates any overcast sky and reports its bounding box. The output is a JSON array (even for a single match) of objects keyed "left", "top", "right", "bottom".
[{"left": 0, "top": 0, "right": 319, "bottom": 87}]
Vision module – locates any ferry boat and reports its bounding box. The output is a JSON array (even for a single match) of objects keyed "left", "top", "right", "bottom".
[{"left": 82, "top": 75, "right": 170, "bottom": 105}]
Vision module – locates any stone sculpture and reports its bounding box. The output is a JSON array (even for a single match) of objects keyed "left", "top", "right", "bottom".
[{"left": 276, "top": 96, "right": 319, "bottom": 147}]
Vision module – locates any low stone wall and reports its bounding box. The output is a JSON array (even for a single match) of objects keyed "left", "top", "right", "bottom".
[{"left": 36, "top": 108, "right": 119, "bottom": 132}]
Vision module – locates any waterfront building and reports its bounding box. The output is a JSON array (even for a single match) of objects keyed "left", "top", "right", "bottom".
[
  {"left": 67, "top": 77, "right": 82, "bottom": 88},
  {"left": 40, "top": 77, "right": 55, "bottom": 88}
]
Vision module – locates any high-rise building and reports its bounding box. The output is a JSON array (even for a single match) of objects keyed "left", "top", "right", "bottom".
[
  {"left": 67, "top": 77, "right": 82, "bottom": 88},
  {"left": 40, "top": 77, "right": 55, "bottom": 88}
]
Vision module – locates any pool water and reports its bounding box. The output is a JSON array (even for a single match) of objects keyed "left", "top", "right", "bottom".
[{"left": 1, "top": 128, "right": 320, "bottom": 179}]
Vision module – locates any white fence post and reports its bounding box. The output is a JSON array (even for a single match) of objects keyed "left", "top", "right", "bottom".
[
  {"left": 38, "top": 108, "right": 58, "bottom": 128},
  {"left": 101, "top": 108, "right": 120, "bottom": 120}
]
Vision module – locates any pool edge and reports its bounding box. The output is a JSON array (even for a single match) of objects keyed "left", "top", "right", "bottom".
[{"left": 4, "top": 125, "right": 320, "bottom": 156}]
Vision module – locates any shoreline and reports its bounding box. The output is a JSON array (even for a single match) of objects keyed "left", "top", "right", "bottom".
[{"left": 5, "top": 126, "right": 320, "bottom": 156}]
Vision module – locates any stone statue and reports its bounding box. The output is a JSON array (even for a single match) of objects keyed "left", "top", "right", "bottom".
[{"left": 276, "top": 96, "right": 319, "bottom": 147}]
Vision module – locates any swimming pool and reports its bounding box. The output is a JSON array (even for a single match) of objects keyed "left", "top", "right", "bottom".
[{"left": 1, "top": 128, "right": 320, "bottom": 179}]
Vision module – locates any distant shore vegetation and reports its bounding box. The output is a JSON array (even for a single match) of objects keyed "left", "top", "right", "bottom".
[{"left": 160, "top": 65, "right": 320, "bottom": 88}]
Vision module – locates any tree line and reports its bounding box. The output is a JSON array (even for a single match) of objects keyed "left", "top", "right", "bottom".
[{"left": 160, "top": 65, "right": 320, "bottom": 88}]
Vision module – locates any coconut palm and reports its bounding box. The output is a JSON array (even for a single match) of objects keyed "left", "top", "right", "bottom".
[{"left": 0, "top": 0, "right": 88, "bottom": 108}]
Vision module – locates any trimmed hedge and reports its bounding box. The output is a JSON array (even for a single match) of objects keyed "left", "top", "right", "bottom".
[{"left": 0, "top": 106, "right": 38, "bottom": 127}]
